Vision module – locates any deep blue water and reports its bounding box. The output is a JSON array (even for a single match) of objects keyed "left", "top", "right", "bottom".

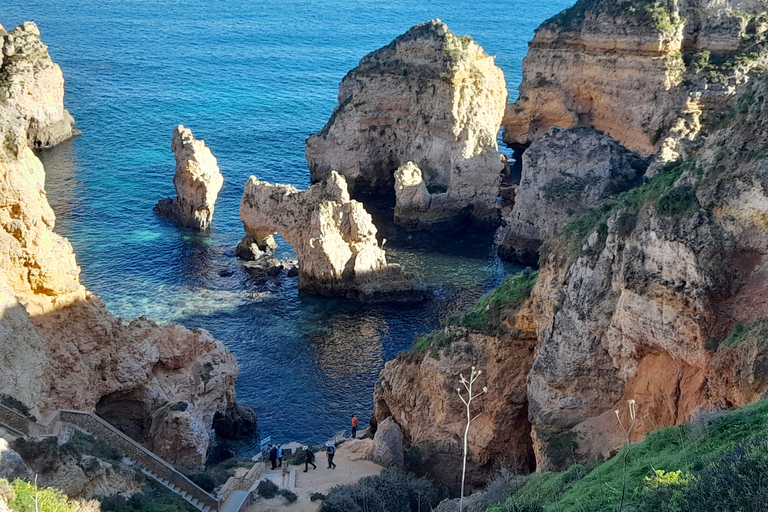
[{"left": 3, "top": 0, "right": 574, "bottom": 448}]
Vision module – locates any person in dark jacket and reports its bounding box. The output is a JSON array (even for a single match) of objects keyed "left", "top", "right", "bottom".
[
  {"left": 268, "top": 444, "right": 278, "bottom": 470},
  {"left": 326, "top": 442, "right": 337, "bottom": 469},
  {"left": 303, "top": 446, "right": 316, "bottom": 472}
]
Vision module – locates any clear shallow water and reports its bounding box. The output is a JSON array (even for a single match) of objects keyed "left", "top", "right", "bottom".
[{"left": 5, "top": 0, "right": 574, "bottom": 447}]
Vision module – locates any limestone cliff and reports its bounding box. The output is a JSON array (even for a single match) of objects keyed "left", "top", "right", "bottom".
[
  {"left": 496, "top": 127, "right": 647, "bottom": 265},
  {"left": 239, "top": 171, "right": 426, "bottom": 301},
  {"left": 154, "top": 125, "right": 224, "bottom": 230},
  {"left": 0, "top": 22, "right": 77, "bottom": 148},
  {"left": 306, "top": 20, "right": 507, "bottom": 227},
  {"left": 0, "top": 35, "right": 244, "bottom": 471},
  {"left": 503, "top": 0, "right": 768, "bottom": 160},
  {"left": 376, "top": 71, "right": 768, "bottom": 480}
]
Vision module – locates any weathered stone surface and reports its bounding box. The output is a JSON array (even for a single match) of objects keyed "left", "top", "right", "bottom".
[
  {"left": 371, "top": 416, "right": 404, "bottom": 468},
  {"left": 239, "top": 171, "right": 427, "bottom": 301},
  {"left": 496, "top": 127, "right": 647, "bottom": 265},
  {"left": 375, "top": 305, "right": 538, "bottom": 489},
  {"left": 0, "top": 22, "right": 77, "bottom": 147},
  {"left": 502, "top": 0, "right": 768, "bottom": 159},
  {"left": 306, "top": 20, "right": 506, "bottom": 226},
  {"left": 154, "top": 126, "right": 224, "bottom": 230},
  {"left": 0, "top": 439, "right": 31, "bottom": 480},
  {"left": 212, "top": 404, "right": 257, "bottom": 440},
  {"left": 0, "top": 55, "right": 240, "bottom": 471},
  {"left": 235, "top": 234, "right": 277, "bottom": 261}
]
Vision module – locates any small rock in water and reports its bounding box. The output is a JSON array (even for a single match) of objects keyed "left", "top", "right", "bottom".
[{"left": 218, "top": 269, "right": 235, "bottom": 277}]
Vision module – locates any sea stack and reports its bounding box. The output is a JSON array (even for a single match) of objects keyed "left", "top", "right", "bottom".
[
  {"left": 239, "top": 171, "right": 426, "bottom": 302},
  {"left": 154, "top": 125, "right": 224, "bottom": 230},
  {"left": 0, "top": 21, "right": 78, "bottom": 147},
  {"left": 306, "top": 19, "right": 507, "bottom": 228}
]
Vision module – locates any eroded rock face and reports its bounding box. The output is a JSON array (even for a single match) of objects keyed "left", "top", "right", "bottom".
[
  {"left": 374, "top": 305, "right": 538, "bottom": 489},
  {"left": 371, "top": 417, "right": 404, "bottom": 468},
  {"left": 503, "top": 0, "right": 768, "bottom": 159},
  {"left": 306, "top": 20, "right": 506, "bottom": 227},
  {"left": 154, "top": 126, "right": 224, "bottom": 230},
  {"left": 0, "top": 22, "right": 77, "bottom": 148},
  {"left": 0, "top": 57, "right": 239, "bottom": 471},
  {"left": 496, "top": 127, "right": 647, "bottom": 265},
  {"left": 239, "top": 171, "right": 426, "bottom": 301}
]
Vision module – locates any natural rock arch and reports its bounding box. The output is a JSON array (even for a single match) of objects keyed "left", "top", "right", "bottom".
[{"left": 239, "top": 171, "right": 426, "bottom": 302}]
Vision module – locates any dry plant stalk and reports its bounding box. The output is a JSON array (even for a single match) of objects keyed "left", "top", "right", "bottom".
[
  {"left": 615, "top": 399, "right": 637, "bottom": 512},
  {"left": 457, "top": 366, "right": 487, "bottom": 512}
]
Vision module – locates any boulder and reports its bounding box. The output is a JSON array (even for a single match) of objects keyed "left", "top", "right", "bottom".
[
  {"left": 0, "top": 439, "right": 31, "bottom": 480},
  {"left": 239, "top": 171, "right": 427, "bottom": 301},
  {"left": 371, "top": 417, "right": 404, "bottom": 468},
  {"left": 306, "top": 20, "right": 507, "bottom": 227},
  {"left": 154, "top": 126, "right": 224, "bottom": 230},
  {"left": 212, "top": 404, "right": 257, "bottom": 440},
  {"left": 496, "top": 127, "right": 647, "bottom": 265}
]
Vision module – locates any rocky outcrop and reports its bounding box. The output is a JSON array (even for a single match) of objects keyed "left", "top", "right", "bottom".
[
  {"left": 371, "top": 417, "right": 404, "bottom": 468},
  {"left": 239, "top": 171, "right": 426, "bottom": 301},
  {"left": 503, "top": 0, "right": 768, "bottom": 159},
  {"left": 0, "top": 22, "right": 77, "bottom": 148},
  {"left": 375, "top": 302, "right": 538, "bottom": 489},
  {"left": 496, "top": 127, "right": 647, "bottom": 265},
  {"left": 377, "top": 70, "right": 768, "bottom": 479},
  {"left": 0, "top": 48, "right": 242, "bottom": 471},
  {"left": 306, "top": 20, "right": 507, "bottom": 227},
  {"left": 154, "top": 126, "right": 224, "bottom": 230}
]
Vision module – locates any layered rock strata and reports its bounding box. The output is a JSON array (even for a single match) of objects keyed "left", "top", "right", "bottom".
[
  {"left": 306, "top": 20, "right": 507, "bottom": 227},
  {"left": 0, "top": 22, "right": 77, "bottom": 148},
  {"left": 376, "top": 65, "right": 768, "bottom": 482},
  {"left": 154, "top": 125, "right": 224, "bottom": 230},
  {"left": 503, "top": 0, "right": 768, "bottom": 159},
  {"left": 496, "top": 127, "right": 647, "bottom": 265},
  {"left": 239, "top": 171, "right": 426, "bottom": 301},
  {"left": 0, "top": 33, "right": 244, "bottom": 471}
]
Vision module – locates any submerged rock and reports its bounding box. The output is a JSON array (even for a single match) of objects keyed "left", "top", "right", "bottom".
[
  {"left": 306, "top": 19, "right": 507, "bottom": 227},
  {"left": 239, "top": 171, "right": 427, "bottom": 302},
  {"left": 496, "top": 127, "right": 647, "bottom": 265},
  {"left": 154, "top": 125, "right": 224, "bottom": 230},
  {"left": 0, "top": 22, "right": 78, "bottom": 147}
]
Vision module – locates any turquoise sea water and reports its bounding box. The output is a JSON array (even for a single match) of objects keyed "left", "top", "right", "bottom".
[{"left": 4, "top": 0, "right": 574, "bottom": 448}]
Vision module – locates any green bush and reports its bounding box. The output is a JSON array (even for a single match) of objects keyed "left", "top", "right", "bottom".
[
  {"left": 97, "top": 481, "right": 194, "bottom": 512},
  {"left": 256, "top": 479, "right": 278, "bottom": 499},
  {"left": 320, "top": 468, "right": 442, "bottom": 512},
  {"left": 9, "top": 479, "right": 97, "bottom": 512},
  {"left": 311, "top": 492, "right": 327, "bottom": 501},
  {"left": 0, "top": 395, "right": 35, "bottom": 421},
  {"left": 11, "top": 436, "right": 67, "bottom": 473},
  {"left": 278, "top": 489, "right": 298, "bottom": 502},
  {"left": 64, "top": 430, "right": 124, "bottom": 462},
  {"left": 450, "top": 269, "right": 538, "bottom": 333}
]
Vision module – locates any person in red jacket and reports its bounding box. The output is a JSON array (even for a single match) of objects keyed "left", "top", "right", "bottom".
[{"left": 351, "top": 414, "right": 359, "bottom": 438}]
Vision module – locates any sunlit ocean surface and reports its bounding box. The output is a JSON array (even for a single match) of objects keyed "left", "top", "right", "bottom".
[{"left": 4, "top": 0, "right": 574, "bottom": 447}]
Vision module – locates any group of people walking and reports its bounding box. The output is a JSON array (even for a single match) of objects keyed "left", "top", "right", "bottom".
[{"left": 266, "top": 414, "right": 361, "bottom": 472}]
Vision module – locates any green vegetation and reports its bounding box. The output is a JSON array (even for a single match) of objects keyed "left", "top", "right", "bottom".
[
  {"left": 450, "top": 269, "right": 538, "bottom": 333},
  {"left": 319, "top": 468, "right": 443, "bottom": 512},
  {"left": 98, "top": 481, "right": 195, "bottom": 512},
  {"left": 546, "top": 0, "right": 680, "bottom": 33},
  {"left": 480, "top": 399, "right": 768, "bottom": 512},
  {"left": 643, "top": 1, "right": 681, "bottom": 33},
  {"left": 3, "top": 131, "right": 17, "bottom": 157},
  {"left": 256, "top": 479, "right": 279, "bottom": 499},
  {"left": 187, "top": 457, "right": 254, "bottom": 492},
  {"left": 278, "top": 489, "right": 298, "bottom": 502},
  {"left": 426, "top": 184, "right": 448, "bottom": 194},
  {"left": 721, "top": 318, "right": 768, "bottom": 347},
  {"left": 541, "top": 158, "right": 699, "bottom": 264},
  {"left": 0, "top": 395, "right": 35, "bottom": 421},
  {"left": 63, "top": 430, "right": 124, "bottom": 463},
  {"left": 5, "top": 479, "right": 98, "bottom": 512}
]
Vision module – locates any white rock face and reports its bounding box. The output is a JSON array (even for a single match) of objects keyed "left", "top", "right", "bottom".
[
  {"left": 306, "top": 20, "right": 507, "bottom": 227},
  {"left": 0, "top": 22, "right": 77, "bottom": 147},
  {"left": 239, "top": 171, "right": 426, "bottom": 301},
  {"left": 154, "top": 125, "right": 224, "bottom": 230},
  {"left": 371, "top": 416, "right": 404, "bottom": 468}
]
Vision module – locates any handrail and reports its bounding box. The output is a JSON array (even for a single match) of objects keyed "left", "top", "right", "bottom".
[{"left": 55, "top": 410, "right": 219, "bottom": 511}]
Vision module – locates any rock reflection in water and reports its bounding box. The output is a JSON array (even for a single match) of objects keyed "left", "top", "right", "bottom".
[{"left": 309, "top": 311, "right": 385, "bottom": 380}]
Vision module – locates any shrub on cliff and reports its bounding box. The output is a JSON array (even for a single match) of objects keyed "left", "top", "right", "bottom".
[
  {"left": 320, "top": 468, "right": 442, "bottom": 512},
  {"left": 98, "top": 481, "right": 194, "bottom": 512},
  {"left": 450, "top": 269, "right": 538, "bottom": 333},
  {"left": 7, "top": 478, "right": 99, "bottom": 512}
]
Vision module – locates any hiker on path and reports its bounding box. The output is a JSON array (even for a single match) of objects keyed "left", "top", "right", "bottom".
[
  {"left": 276, "top": 445, "right": 284, "bottom": 467},
  {"left": 268, "top": 444, "right": 278, "bottom": 470},
  {"left": 326, "top": 442, "right": 337, "bottom": 469},
  {"left": 351, "top": 414, "right": 359, "bottom": 438},
  {"left": 303, "top": 445, "right": 317, "bottom": 472}
]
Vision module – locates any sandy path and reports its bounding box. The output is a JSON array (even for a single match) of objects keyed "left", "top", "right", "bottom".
[{"left": 242, "top": 439, "right": 382, "bottom": 512}]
